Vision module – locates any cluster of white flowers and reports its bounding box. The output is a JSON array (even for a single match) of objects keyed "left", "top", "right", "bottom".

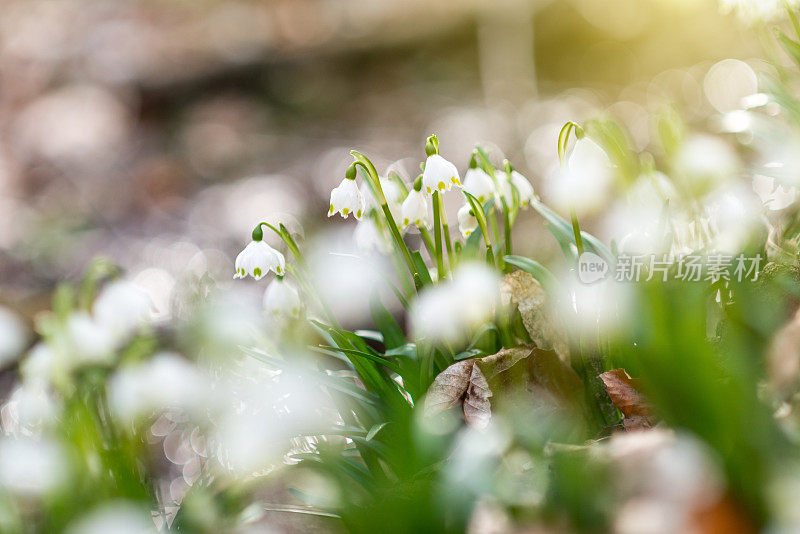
[
  {"left": 326, "top": 144, "right": 536, "bottom": 241},
  {"left": 24, "top": 280, "right": 154, "bottom": 380},
  {"left": 410, "top": 263, "right": 500, "bottom": 343}
]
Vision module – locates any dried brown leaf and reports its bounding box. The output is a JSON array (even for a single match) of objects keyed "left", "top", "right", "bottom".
[
  {"left": 599, "top": 368, "right": 656, "bottom": 431},
  {"left": 500, "top": 271, "right": 569, "bottom": 362},
  {"left": 425, "top": 360, "right": 492, "bottom": 428}
]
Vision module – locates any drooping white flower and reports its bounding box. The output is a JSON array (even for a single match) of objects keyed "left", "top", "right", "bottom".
[
  {"left": 65, "top": 312, "right": 115, "bottom": 364},
  {"left": 108, "top": 352, "right": 210, "bottom": 423},
  {"left": 354, "top": 218, "right": 391, "bottom": 254},
  {"left": 458, "top": 204, "right": 478, "bottom": 237},
  {"left": 366, "top": 177, "right": 406, "bottom": 220},
  {"left": 462, "top": 167, "right": 495, "bottom": 203},
  {"left": 509, "top": 170, "right": 535, "bottom": 207},
  {"left": 401, "top": 189, "right": 431, "bottom": 229},
  {"left": 328, "top": 177, "right": 365, "bottom": 219},
  {"left": 0, "top": 306, "right": 26, "bottom": 367},
  {"left": 92, "top": 280, "right": 152, "bottom": 340},
  {"left": 6, "top": 383, "right": 60, "bottom": 432},
  {"left": 0, "top": 436, "right": 66, "bottom": 497},
  {"left": 233, "top": 240, "right": 285, "bottom": 280},
  {"left": 21, "top": 343, "right": 56, "bottom": 385},
  {"left": 422, "top": 154, "right": 461, "bottom": 195},
  {"left": 546, "top": 137, "right": 614, "bottom": 216},
  {"left": 263, "top": 278, "right": 302, "bottom": 320}
]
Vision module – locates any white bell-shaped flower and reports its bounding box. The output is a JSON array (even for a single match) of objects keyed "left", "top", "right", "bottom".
[
  {"left": 263, "top": 279, "right": 302, "bottom": 320},
  {"left": 462, "top": 167, "right": 495, "bottom": 203},
  {"left": 401, "top": 189, "right": 431, "bottom": 229},
  {"left": 422, "top": 154, "right": 461, "bottom": 195},
  {"left": 328, "top": 177, "right": 365, "bottom": 219},
  {"left": 354, "top": 219, "right": 391, "bottom": 254},
  {"left": 234, "top": 240, "right": 285, "bottom": 280},
  {"left": 509, "top": 170, "right": 535, "bottom": 207},
  {"left": 365, "top": 177, "right": 405, "bottom": 214},
  {"left": 494, "top": 170, "right": 514, "bottom": 205},
  {"left": 457, "top": 204, "right": 478, "bottom": 237}
]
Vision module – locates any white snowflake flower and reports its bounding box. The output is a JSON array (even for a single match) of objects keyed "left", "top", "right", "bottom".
[
  {"left": 234, "top": 240, "right": 285, "bottom": 280},
  {"left": 509, "top": 170, "right": 535, "bottom": 207},
  {"left": 422, "top": 154, "right": 461, "bottom": 195},
  {"left": 458, "top": 204, "right": 478, "bottom": 237},
  {"left": 328, "top": 177, "right": 365, "bottom": 219},
  {"left": 263, "top": 278, "right": 302, "bottom": 320},
  {"left": 401, "top": 189, "right": 431, "bottom": 229},
  {"left": 462, "top": 167, "right": 495, "bottom": 203}
]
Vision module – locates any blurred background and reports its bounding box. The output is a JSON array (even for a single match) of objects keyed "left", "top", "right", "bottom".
[{"left": 0, "top": 0, "right": 767, "bottom": 322}]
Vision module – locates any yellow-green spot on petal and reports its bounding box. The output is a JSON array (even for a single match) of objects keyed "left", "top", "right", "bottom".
[
  {"left": 403, "top": 218, "right": 410, "bottom": 225},
  {"left": 253, "top": 267, "right": 262, "bottom": 277},
  {"left": 438, "top": 181, "right": 445, "bottom": 190},
  {"left": 426, "top": 187, "right": 432, "bottom": 194},
  {"left": 342, "top": 208, "right": 349, "bottom": 216},
  {"left": 277, "top": 266, "right": 283, "bottom": 274},
  {"left": 328, "top": 204, "right": 334, "bottom": 214},
  {"left": 356, "top": 209, "right": 362, "bottom": 218},
  {"left": 451, "top": 177, "right": 458, "bottom": 184}
]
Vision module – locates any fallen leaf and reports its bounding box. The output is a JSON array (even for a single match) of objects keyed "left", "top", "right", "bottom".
[
  {"left": 500, "top": 271, "right": 569, "bottom": 362},
  {"left": 599, "top": 369, "right": 656, "bottom": 431},
  {"left": 425, "top": 359, "right": 492, "bottom": 428}
]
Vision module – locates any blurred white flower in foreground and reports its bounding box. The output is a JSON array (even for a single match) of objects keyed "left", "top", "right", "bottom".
[
  {"left": 422, "top": 154, "right": 461, "bottom": 195},
  {"left": 462, "top": 167, "right": 495, "bottom": 203},
  {"left": 458, "top": 204, "right": 478, "bottom": 237},
  {"left": 263, "top": 278, "right": 301, "bottom": 321},
  {"left": 753, "top": 174, "right": 797, "bottom": 210},
  {"left": 214, "top": 367, "right": 335, "bottom": 476},
  {"left": 66, "top": 502, "right": 156, "bottom": 534},
  {"left": 603, "top": 172, "right": 675, "bottom": 255},
  {"left": 558, "top": 276, "right": 632, "bottom": 337},
  {"left": 719, "top": 0, "right": 799, "bottom": 22},
  {"left": 109, "top": 352, "right": 211, "bottom": 424},
  {"left": 675, "top": 134, "right": 740, "bottom": 196},
  {"left": 328, "top": 177, "right": 365, "bottom": 220},
  {"left": 4, "top": 383, "right": 60, "bottom": 432},
  {"left": 608, "top": 429, "right": 724, "bottom": 534},
  {"left": 93, "top": 279, "right": 153, "bottom": 340},
  {"left": 702, "top": 184, "right": 763, "bottom": 252},
  {"left": 0, "top": 436, "right": 66, "bottom": 496},
  {"left": 65, "top": 312, "right": 115, "bottom": 364},
  {"left": 233, "top": 240, "right": 285, "bottom": 280},
  {"left": 546, "top": 137, "right": 614, "bottom": 216},
  {"left": 401, "top": 189, "right": 431, "bottom": 230},
  {"left": 0, "top": 306, "right": 27, "bottom": 367},
  {"left": 410, "top": 263, "right": 499, "bottom": 343},
  {"left": 307, "top": 230, "right": 389, "bottom": 322},
  {"left": 354, "top": 218, "right": 391, "bottom": 254}
]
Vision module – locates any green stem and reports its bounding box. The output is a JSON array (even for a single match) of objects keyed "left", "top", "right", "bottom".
[
  {"left": 432, "top": 192, "right": 445, "bottom": 281},
  {"left": 570, "top": 208, "right": 584, "bottom": 257},
  {"left": 437, "top": 193, "right": 454, "bottom": 272},
  {"left": 351, "top": 151, "right": 421, "bottom": 290}
]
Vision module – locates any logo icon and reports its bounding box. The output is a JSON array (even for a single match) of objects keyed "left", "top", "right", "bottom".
[{"left": 577, "top": 252, "right": 609, "bottom": 284}]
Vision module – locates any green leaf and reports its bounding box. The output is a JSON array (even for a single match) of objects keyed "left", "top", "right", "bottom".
[{"left": 370, "top": 293, "right": 406, "bottom": 350}]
